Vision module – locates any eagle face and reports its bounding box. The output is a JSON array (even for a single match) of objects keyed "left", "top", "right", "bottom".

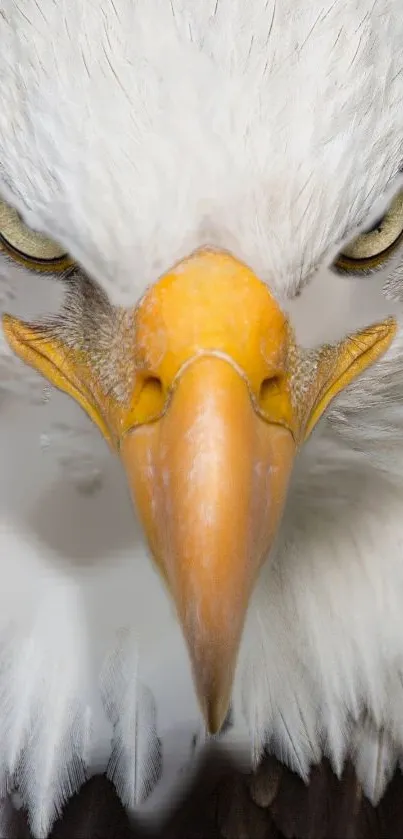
[
  {"left": 0, "top": 0, "right": 403, "bottom": 836},
  {"left": 1, "top": 248, "right": 397, "bottom": 738}
]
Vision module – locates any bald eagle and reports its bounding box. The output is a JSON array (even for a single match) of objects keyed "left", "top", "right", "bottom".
[{"left": 0, "top": 0, "right": 403, "bottom": 836}]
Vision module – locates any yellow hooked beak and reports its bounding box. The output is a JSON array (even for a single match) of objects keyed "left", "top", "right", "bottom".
[
  {"left": 3, "top": 250, "right": 396, "bottom": 734},
  {"left": 120, "top": 360, "right": 294, "bottom": 731}
]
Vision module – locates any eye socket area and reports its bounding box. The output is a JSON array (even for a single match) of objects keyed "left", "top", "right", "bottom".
[
  {"left": 0, "top": 200, "right": 73, "bottom": 272},
  {"left": 2, "top": 188, "right": 402, "bottom": 278},
  {"left": 334, "top": 189, "right": 403, "bottom": 274}
]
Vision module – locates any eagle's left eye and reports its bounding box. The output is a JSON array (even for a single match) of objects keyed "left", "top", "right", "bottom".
[
  {"left": 334, "top": 190, "right": 403, "bottom": 274},
  {"left": 0, "top": 200, "right": 73, "bottom": 272}
]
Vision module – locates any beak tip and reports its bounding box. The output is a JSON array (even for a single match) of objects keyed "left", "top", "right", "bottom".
[{"left": 201, "top": 690, "right": 231, "bottom": 737}]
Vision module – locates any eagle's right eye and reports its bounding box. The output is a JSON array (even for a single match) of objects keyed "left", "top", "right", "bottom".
[
  {"left": 334, "top": 189, "right": 403, "bottom": 274},
  {"left": 0, "top": 200, "right": 73, "bottom": 273}
]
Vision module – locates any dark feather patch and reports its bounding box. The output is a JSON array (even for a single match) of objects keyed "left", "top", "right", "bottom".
[
  {"left": 49, "top": 776, "right": 148, "bottom": 839},
  {"left": 4, "top": 756, "right": 403, "bottom": 839}
]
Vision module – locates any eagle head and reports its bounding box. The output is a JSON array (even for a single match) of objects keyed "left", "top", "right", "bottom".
[{"left": 2, "top": 247, "right": 395, "bottom": 733}]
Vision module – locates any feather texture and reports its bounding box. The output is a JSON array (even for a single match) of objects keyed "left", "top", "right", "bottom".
[
  {"left": 101, "top": 629, "right": 161, "bottom": 808},
  {"left": 0, "top": 0, "right": 402, "bottom": 307},
  {"left": 351, "top": 718, "right": 397, "bottom": 805},
  {"left": 0, "top": 531, "right": 90, "bottom": 837}
]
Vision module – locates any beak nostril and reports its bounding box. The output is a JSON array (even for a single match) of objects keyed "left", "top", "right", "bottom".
[
  {"left": 143, "top": 375, "right": 164, "bottom": 397},
  {"left": 132, "top": 375, "right": 166, "bottom": 425},
  {"left": 259, "top": 375, "right": 282, "bottom": 406}
]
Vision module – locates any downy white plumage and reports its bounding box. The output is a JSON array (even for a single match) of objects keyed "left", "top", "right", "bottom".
[{"left": 0, "top": 0, "right": 403, "bottom": 836}]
